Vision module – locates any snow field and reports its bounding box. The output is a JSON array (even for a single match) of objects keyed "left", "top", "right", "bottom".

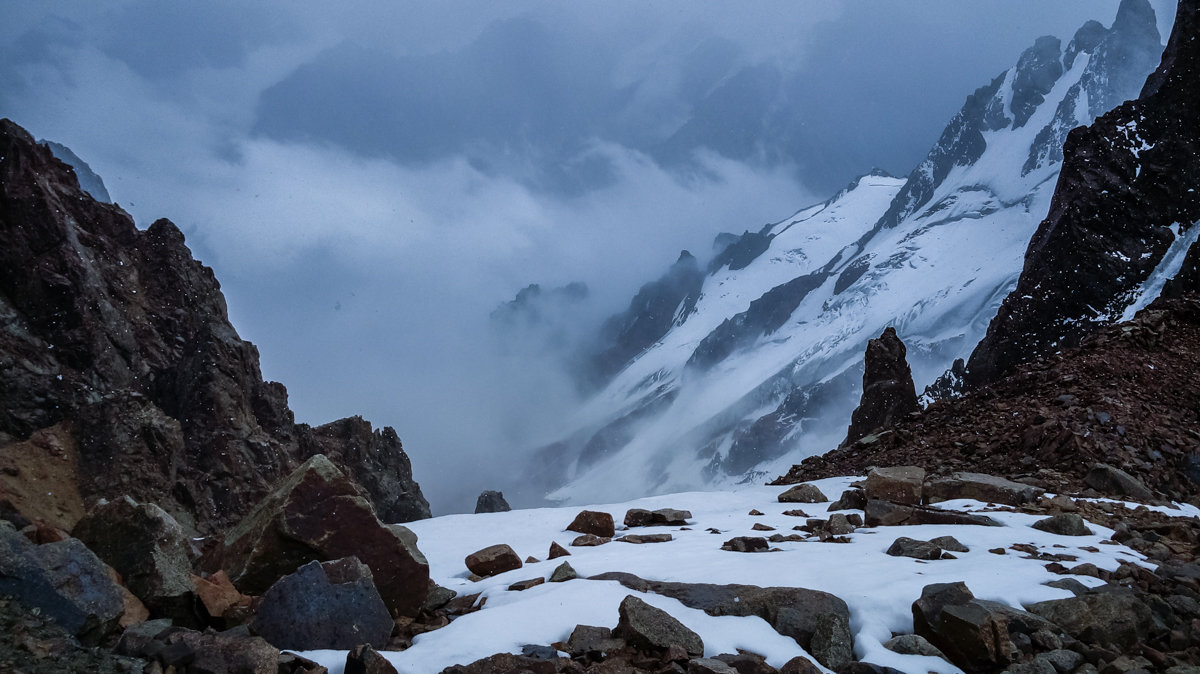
[{"left": 299, "top": 477, "right": 1171, "bottom": 673}]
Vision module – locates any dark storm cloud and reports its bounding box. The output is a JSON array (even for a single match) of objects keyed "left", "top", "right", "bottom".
[{"left": 0, "top": 0, "right": 1175, "bottom": 513}]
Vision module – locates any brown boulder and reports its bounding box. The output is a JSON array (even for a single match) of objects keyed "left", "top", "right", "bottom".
[
  {"left": 345, "top": 644, "right": 398, "bottom": 674},
  {"left": 567, "top": 510, "right": 615, "bottom": 537},
  {"left": 614, "top": 594, "right": 703, "bottom": 656},
  {"left": 864, "top": 499, "right": 1000, "bottom": 527},
  {"left": 465, "top": 544, "right": 523, "bottom": 577},
  {"left": 624, "top": 508, "right": 692, "bottom": 527},
  {"left": 548, "top": 541, "right": 571, "bottom": 559},
  {"left": 191, "top": 570, "right": 251, "bottom": 623},
  {"left": 864, "top": 466, "right": 925, "bottom": 505},
  {"left": 571, "top": 534, "right": 610, "bottom": 547},
  {"left": 219, "top": 454, "right": 430, "bottom": 617},
  {"left": 778, "top": 484, "right": 827, "bottom": 503}
]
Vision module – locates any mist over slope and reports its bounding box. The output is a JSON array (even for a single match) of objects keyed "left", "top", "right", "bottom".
[{"left": 521, "top": 0, "right": 1166, "bottom": 507}]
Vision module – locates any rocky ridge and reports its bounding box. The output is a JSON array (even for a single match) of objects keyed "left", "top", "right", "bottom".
[{"left": 0, "top": 118, "right": 429, "bottom": 535}]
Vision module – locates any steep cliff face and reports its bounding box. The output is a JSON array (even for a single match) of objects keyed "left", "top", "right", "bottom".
[
  {"left": 0, "top": 119, "right": 430, "bottom": 533},
  {"left": 967, "top": 0, "right": 1200, "bottom": 386}
]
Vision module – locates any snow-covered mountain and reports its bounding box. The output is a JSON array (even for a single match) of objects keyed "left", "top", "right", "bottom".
[{"left": 531, "top": 0, "right": 1165, "bottom": 505}]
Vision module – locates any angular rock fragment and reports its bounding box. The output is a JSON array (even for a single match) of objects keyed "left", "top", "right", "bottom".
[
  {"left": 548, "top": 541, "right": 571, "bottom": 558},
  {"left": 565, "top": 624, "right": 625, "bottom": 658},
  {"left": 1084, "top": 463, "right": 1155, "bottom": 501},
  {"left": 345, "top": 643, "right": 398, "bottom": 674},
  {"left": 886, "top": 537, "right": 943, "bottom": 560},
  {"left": 828, "top": 489, "right": 867, "bottom": 512},
  {"left": 614, "top": 595, "right": 703, "bottom": 656},
  {"left": 72, "top": 496, "right": 196, "bottom": 620},
  {"left": 252, "top": 557, "right": 393, "bottom": 650},
  {"left": 930, "top": 536, "right": 969, "bottom": 553},
  {"left": 549, "top": 561, "right": 577, "bottom": 583},
  {"left": 507, "top": 577, "right": 546, "bottom": 592},
  {"left": 624, "top": 508, "right": 692, "bottom": 527},
  {"left": 721, "top": 536, "right": 769, "bottom": 552},
  {"left": 571, "top": 534, "right": 610, "bottom": 547},
  {"left": 864, "top": 466, "right": 925, "bottom": 505},
  {"left": 619, "top": 533, "right": 673, "bottom": 544},
  {"left": 1031, "top": 513, "right": 1093, "bottom": 536},
  {"left": 1026, "top": 587, "right": 1153, "bottom": 649},
  {"left": 864, "top": 499, "right": 999, "bottom": 527},
  {"left": 219, "top": 455, "right": 430, "bottom": 617}
]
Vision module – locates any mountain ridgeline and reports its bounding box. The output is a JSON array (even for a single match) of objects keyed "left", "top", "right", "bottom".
[{"left": 527, "top": 0, "right": 1171, "bottom": 506}]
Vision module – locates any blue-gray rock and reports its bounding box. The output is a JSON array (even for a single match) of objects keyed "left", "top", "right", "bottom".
[{"left": 251, "top": 557, "right": 393, "bottom": 650}]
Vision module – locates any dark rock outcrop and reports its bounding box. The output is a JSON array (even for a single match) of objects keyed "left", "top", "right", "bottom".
[
  {"left": 967, "top": 0, "right": 1195, "bottom": 386},
  {"left": 474, "top": 490, "right": 511, "bottom": 514},
  {"left": 778, "top": 484, "right": 827, "bottom": 503},
  {"left": 624, "top": 508, "right": 691, "bottom": 527},
  {"left": 219, "top": 454, "right": 430, "bottom": 617},
  {"left": 842, "top": 327, "right": 918, "bottom": 446},
  {"left": 0, "top": 118, "right": 430, "bottom": 533},
  {"left": 251, "top": 557, "right": 394, "bottom": 650}
]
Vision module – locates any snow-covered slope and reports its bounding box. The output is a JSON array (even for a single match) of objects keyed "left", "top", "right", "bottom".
[{"left": 530, "top": 1, "right": 1164, "bottom": 505}]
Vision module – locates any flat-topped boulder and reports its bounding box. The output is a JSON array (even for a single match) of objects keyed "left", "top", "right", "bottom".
[
  {"left": 864, "top": 466, "right": 925, "bottom": 505},
  {"left": 925, "top": 472, "right": 1044, "bottom": 506}
]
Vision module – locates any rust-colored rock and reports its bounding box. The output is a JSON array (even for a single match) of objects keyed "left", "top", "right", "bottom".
[
  {"left": 219, "top": 455, "right": 429, "bottom": 617},
  {"left": 566, "top": 510, "right": 615, "bottom": 538},
  {"left": 465, "top": 544, "right": 522, "bottom": 578}
]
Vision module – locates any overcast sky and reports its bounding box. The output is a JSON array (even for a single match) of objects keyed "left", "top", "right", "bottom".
[{"left": 0, "top": 1, "right": 1175, "bottom": 513}]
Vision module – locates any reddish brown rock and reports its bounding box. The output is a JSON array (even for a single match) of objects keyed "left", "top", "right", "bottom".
[
  {"left": 567, "top": 510, "right": 615, "bottom": 538},
  {"left": 219, "top": 455, "right": 430, "bottom": 617},
  {"left": 548, "top": 541, "right": 571, "bottom": 559},
  {"left": 864, "top": 466, "right": 925, "bottom": 505},
  {"left": 571, "top": 534, "right": 610, "bottom": 547},
  {"left": 192, "top": 570, "right": 250, "bottom": 623},
  {"left": 465, "top": 544, "right": 523, "bottom": 577}
]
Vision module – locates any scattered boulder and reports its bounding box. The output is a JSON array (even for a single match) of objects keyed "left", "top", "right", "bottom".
[
  {"left": 474, "top": 491, "right": 511, "bottom": 514},
  {"left": 549, "top": 561, "right": 577, "bottom": 583},
  {"left": 0, "top": 523, "right": 125, "bottom": 644},
  {"left": 591, "top": 572, "right": 852, "bottom": 669},
  {"left": 750, "top": 523, "right": 775, "bottom": 531},
  {"left": 721, "top": 536, "right": 769, "bottom": 552},
  {"left": 548, "top": 541, "right": 571, "bottom": 559},
  {"left": 345, "top": 644, "right": 398, "bottom": 674},
  {"left": 688, "top": 657, "right": 738, "bottom": 673},
  {"left": 465, "top": 544, "right": 523, "bottom": 578},
  {"left": 930, "top": 536, "right": 969, "bottom": 553},
  {"left": 1084, "top": 463, "right": 1155, "bottom": 501},
  {"left": 828, "top": 489, "right": 867, "bottom": 512},
  {"left": 72, "top": 496, "right": 196, "bottom": 621},
  {"left": 913, "top": 581, "right": 1057, "bottom": 673},
  {"left": 826, "top": 514, "right": 855, "bottom": 535},
  {"left": 925, "top": 472, "right": 1044, "bottom": 506},
  {"left": 567, "top": 510, "right": 615, "bottom": 538},
  {"left": 778, "top": 484, "right": 828, "bottom": 503},
  {"left": 424, "top": 584, "right": 457, "bottom": 612},
  {"left": 883, "top": 633, "right": 947, "bottom": 659},
  {"left": 565, "top": 624, "right": 626, "bottom": 658},
  {"left": 624, "top": 508, "right": 692, "bottom": 527},
  {"left": 1026, "top": 587, "right": 1154, "bottom": 650},
  {"left": 118, "top": 624, "right": 280, "bottom": 674},
  {"left": 864, "top": 499, "right": 999, "bottom": 527},
  {"left": 864, "top": 466, "right": 925, "bottom": 505},
  {"left": 619, "top": 533, "right": 673, "bottom": 544},
  {"left": 252, "top": 558, "right": 393, "bottom": 651},
  {"left": 508, "top": 577, "right": 546, "bottom": 592},
  {"left": 1031, "top": 513, "right": 1093, "bottom": 536},
  {"left": 886, "top": 537, "right": 943, "bottom": 560},
  {"left": 614, "top": 595, "right": 703, "bottom": 656},
  {"left": 842, "top": 327, "right": 919, "bottom": 446},
  {"left": 713, "top": 651, "right": 776, "bottom": 674},
  {"left": 779, "top": 656, "right": 822, "bottom": 674},
  {"left": 571, "top": 534, "right": 610, "bottom": 547},
  {"left": 219, "top": 455, "right": 430, "bottom": 617}
]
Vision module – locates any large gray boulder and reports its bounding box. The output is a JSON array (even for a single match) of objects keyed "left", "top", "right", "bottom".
[
  {"left": 591, "top": 572, "right": 851, "bottom": 669},
  {"left": 252, "top": 557, "right": 394, "bottom": 650},
  {"left": 925, "top": 472, "right": 1044, "bottom": 506},
  {"left": 219, "top": 454, "right": 429, "bottom": 617},
  {"left": 1084, "top": 463, "right": 1155, "bottom": 501},
  {"left": 0, "top": 522, "right": 125, "bottom": 644},
  {"left": 913, "top": 582, "right": 1058, "bottom": 673},
  {"left": 614, "top": 595, "right": 703, "bottom": 656},
  {"left": 1026, "top": 587, "right": 1153, "bottom": 650},
  {"left": 72, "top": 496, "right": 196, "bottom": 620},
  {"left": 864, "top": 467, "right": 925, "bottom": 505}
]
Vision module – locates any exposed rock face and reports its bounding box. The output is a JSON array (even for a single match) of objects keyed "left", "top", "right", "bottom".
[
  {"left": 72, "top": 496, "right": 196, "bottom": 620},
  {"left": 842, "top": 328, "right": 918, "bottom": 447},
  {"left": 0, "top": 118, "right": 429, "bottom": 533},
  {"left": 219, "top": 454, "right": 430, "bottom": 617},
  {"left": 251, "top": 557, "right": 394, "bottom": 650},
  {"left": 474, "top": 490, "right": 511, "bottom": 514},
  {"left": 967, "top": 1, "right": 1197, "bottom": 386}
]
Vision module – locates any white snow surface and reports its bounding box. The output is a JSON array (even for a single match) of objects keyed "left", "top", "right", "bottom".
[{"left": 295, "top": 479, "right": 1171, "bottom": 673}]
